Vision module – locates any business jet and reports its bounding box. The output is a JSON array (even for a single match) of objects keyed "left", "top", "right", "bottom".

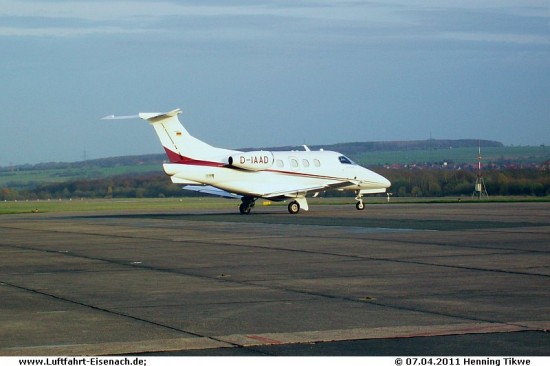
[{"left": 103, "top": 108, "right": 391, "bottom": 214}]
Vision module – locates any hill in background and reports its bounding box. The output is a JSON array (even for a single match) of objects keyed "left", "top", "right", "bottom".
[
  {"left": 1, "top": 139, "right": 549, "bottom": 199},
  {"left": 242, "top": 139, "right": 503, "bottom": 153},
  {"left": 1, "top": 139, "right": 549, "bottom": 191},
  {"left": 2, "top": 139, "right": 505, "bottom": 171}
]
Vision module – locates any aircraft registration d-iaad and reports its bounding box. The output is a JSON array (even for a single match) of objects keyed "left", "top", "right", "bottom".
[{"left": 103, "top": 108, "right": 391, "bottom": 214}]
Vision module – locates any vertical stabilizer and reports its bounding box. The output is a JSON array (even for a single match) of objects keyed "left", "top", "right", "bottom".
[{"left": 138, "top": 109, "right": 222, "bottom": 163}]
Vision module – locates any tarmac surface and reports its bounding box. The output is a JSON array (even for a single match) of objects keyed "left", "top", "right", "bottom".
[{"left": 0, "top": 201, "right": 548, "bottom": 356}]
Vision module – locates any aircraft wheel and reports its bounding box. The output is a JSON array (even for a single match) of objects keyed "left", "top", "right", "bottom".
[
  {"left": 288, "top": 201, "right": 300, "bottom": 214},
  {"left": 356, "top": 201, "right": 365, "bottom": 210},
  {"left": 239, "top": 203, "right": 251, "bottom": 215}
]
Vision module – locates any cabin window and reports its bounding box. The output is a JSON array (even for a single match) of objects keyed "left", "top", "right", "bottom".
[
  {"left": 313, "top": 159, "right": 321, "bottom": 167},
  {"left": 276, "top": 159, "right": 284, "bottom": 168},
  {"left": 338, "top": 156, "right": 353, "bottom": 165},
  {"left": 302, "top": 159, "right": 310, "bottom": 167},
  {"left": 290, "top": 158, "right": 299, "bottom": 168}
]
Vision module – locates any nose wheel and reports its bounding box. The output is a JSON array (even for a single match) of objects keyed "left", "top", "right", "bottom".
[{"left": 355, "top": 190, "right": 365, "bottom": 211}]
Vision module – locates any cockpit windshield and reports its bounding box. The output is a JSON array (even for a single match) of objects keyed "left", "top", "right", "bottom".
[{"left": 338, "top": 155, "right": 355, "bottom": 165}]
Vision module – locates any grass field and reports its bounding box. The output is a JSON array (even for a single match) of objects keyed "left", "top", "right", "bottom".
[
  {"left": 0, "top": 164, "right": 159, "bottom": 188},
  {"left": 0, "top": 197, "right": 238, "bottom": 215},
  {"left": 2, "top": 196, "right": 548, "bottom": 215}
]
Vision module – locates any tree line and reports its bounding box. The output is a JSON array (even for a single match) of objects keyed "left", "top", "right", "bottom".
[
  {"left": 1, "top": 168, "right": 549, "bottom": 201},
  {"left": 381, "top": 168, "right": 549, "bottom": 197},
  {"left": 1, "top": 173, "right": 184, "bottom": 201}
]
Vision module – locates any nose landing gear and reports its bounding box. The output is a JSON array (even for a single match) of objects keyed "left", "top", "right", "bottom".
[{"left": 355, "top": 190, "right": 365, "bottom": 211}]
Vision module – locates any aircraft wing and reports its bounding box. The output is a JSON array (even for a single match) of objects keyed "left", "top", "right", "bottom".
[
  {"left": 183, "top": 185, "right": 241, "bottom": 199},
  {"left": 261, "top": 180, "right": 354, "bottom": 199}
]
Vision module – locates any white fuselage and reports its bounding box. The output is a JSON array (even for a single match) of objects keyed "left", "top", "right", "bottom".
[{"left": 163, "top": 149, "right": 390, "bottom": 199}]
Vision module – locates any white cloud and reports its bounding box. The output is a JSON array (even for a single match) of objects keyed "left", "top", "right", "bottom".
[
  {"left": 0, "top": 0, "right": 406, "bottom": 38},
  {"left": 439, "top": 32, "right": 550, "bottom": 45},
  {"left": 2, "top": 0, "right": 548, "bottom": 46},
  {"left": 0, "top": 0, "right": 371, "bottom": 22},
  {"left": 0, "top": 26, "right": 148, "bottom": 37}
]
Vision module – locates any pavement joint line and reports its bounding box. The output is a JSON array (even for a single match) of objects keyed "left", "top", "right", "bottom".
[
  {"left": 0, "top": 245, "right": 533, "bottom": 332},
  {"left": 0, "top": 337, "right": 234, "bottom": 356},
  {"left": 1, "top": 237, "right": 548, "bottom": 328},
  {"left": 2, "top": 220, "right": 549, "bottom": 256},
  {"left": 1, "top": 225, "right": 548, "bottom": 279},
  {"left": 2, "top": 213, "right": 548, "bottom": 333},
  {"left": 4, "top": 267, "right": 541, "bottom": 335},
  {"left": 1, "top": 204, "right": 548, "bottom": 356},
  {"left": 0, "top": 280, "right": 240, "bottom": 349},
  {"left": 215, "top": 322, "right": 543, "bottom": 347},
  {"left": 3, "top": 322, "right": 547, "bottom": 356}
]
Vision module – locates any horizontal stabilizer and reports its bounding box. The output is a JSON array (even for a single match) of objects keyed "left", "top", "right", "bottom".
[
  {"left": 101, "top": 114, "right": 139, "bottom": 120},
  {"left": 139, "top": 109, "right": 182, "bottom": 123}
]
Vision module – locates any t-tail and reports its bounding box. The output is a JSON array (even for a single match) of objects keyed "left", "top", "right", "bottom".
[{"left": 137, "top": 109, "right": 233, "bottom": 163}]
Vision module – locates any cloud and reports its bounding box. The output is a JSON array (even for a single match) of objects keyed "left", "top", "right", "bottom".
[
  {"left": 1, "top": 1, "right": 548, "bottom": 165},
  {"left": 0, "top": 0, "right": 411, "bottom": 39},
  {"left": 0, "top": 26, "right": 147, "bottom": 37},
  {"left": 438, "top": 32, "right": 550, "bottom": 45},
  {"left": 1, "top": 0, "right": 547, "bottom": 53}
]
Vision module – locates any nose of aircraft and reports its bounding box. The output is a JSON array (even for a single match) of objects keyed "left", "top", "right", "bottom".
[
  {"left": 379, "top": 174, "right": 391, "bottom": 188},
  {"left": 359, "top": 167, "right": 391, "bottom": 189}
]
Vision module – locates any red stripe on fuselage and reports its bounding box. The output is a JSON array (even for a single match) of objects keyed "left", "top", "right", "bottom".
[{"left": 164, "top": 147, "right": 225, "bottom": 167}]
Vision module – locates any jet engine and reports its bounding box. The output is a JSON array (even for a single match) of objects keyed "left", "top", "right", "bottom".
[{"left": 228, "top": 151, "right": 274, "bottom": 171}]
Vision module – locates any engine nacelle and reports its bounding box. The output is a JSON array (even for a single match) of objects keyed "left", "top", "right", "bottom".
[{"left": 228, "top": 151, "right": 274, "bottom": 171}]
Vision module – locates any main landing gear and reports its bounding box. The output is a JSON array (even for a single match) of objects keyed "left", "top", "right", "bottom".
[
  {"left": 239, "top": 196, "right": 256, "bottom": 215},
  {"left": 239, "top": 195, "right": 365, "bottom": 214},
  {"left": 287, "top": 200, "right": 300, "bottom": 214},
  {"left": 355, "top": 190, "right": 365, "bottom": 211},
  {"left": 240, "top": 197, "right": 303, "bottom": 214},
  {"left": 239, "top": 197, "right": 302, "bottom": 214}
]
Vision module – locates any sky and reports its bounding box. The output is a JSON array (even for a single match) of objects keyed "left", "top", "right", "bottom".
[{"left": 1, "top": 0, "right": 549, "bottom": 166}]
